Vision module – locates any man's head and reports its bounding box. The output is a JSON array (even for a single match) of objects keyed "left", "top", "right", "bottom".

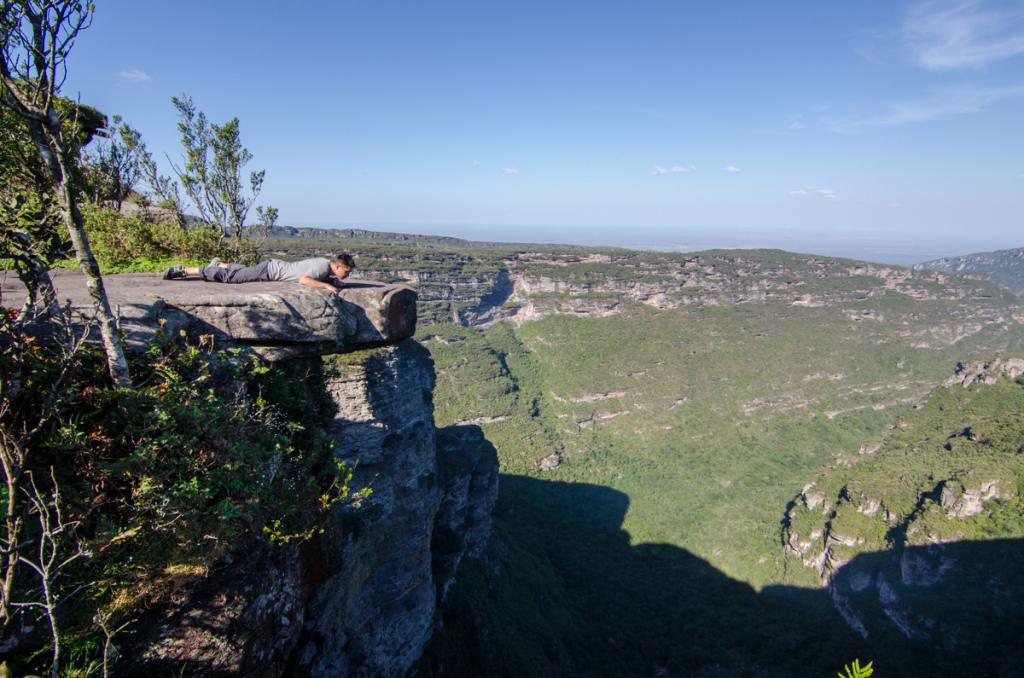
[{"left": 330, "top": 253, "right": 355, "bottom": 280}]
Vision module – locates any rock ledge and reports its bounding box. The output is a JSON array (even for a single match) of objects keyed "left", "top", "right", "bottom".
[{"left": 1, "top": 271, "right": 417, "bottom": 360}]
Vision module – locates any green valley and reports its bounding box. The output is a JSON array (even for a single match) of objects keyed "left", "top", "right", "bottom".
[{"left": 368, "top": 245, "right": 1024, "bottom": 677}]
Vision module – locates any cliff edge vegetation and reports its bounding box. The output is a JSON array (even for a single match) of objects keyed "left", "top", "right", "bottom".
[{"left": 0, "top": 308, "right": 354, "bottom": 675}]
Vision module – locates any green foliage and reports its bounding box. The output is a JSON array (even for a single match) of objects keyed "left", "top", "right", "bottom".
[
  {"left": 838, "top": 659, "right": 873, "bottom": 678},
  {"left": 0, "top": 106, "right": 49, "bottom": 196},
  {"left": 416, "top": 324, "right": 520, "bottom": 426},
  {"left": 162, "top": 94, "right": 275, "bottom": 261},
  {"left": 79, "top": 205, "right": 225, "bottom": 272},
  {"left": 918, "top": 247, "right": 1024, "bottom": 297},
  {"left": 80, "top": 114, "right": 145, "bottom": 210},
  {"left": 414, "top": 248, "right": 1024, "bottom": 677},
  {"left": 0, "top": 325, "right": 348, "bottom": 675},
  {"left": 0, "top": 191, "right": 68, "bottom": 273},
  {"left": 783, "top": 358, "right": 1024, "bottom": 585}
]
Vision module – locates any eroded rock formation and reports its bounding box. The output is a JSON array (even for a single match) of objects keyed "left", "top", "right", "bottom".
[
  {"left": 350, "top": 250, "right": 1021, "bottom": 340},
  {"left": 7, "top": 273, "right": 499, "bottom": 677},
  {"left": 781, "top": 356, "right": 1024, "bottom": 648}
]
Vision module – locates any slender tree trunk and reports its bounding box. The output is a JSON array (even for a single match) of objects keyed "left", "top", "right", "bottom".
[
  {"left": 54, "top": 160, "right": 131, "bottom": 387},
  {"left": 28, "top": 114, "right": 131, "bottom": 387},
  {"left": 0, "top": 432, "right": 22, "bottom": 628}
]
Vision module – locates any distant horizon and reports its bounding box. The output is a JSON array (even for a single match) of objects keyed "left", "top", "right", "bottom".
[
  {"left": 68, "top": 1, "right": 1024, "bottom": 269},
  {"left": 288, "top": 221, "right": 1021, "bottom": 267}
]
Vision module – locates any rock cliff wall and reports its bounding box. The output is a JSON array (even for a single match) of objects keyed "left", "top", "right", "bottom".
[
  {"left": 781, "top": 356, "right": 1024, "bottom": 647},
  {"left": 14, "top": 274, "right": 501, "bottom": 677},
  {"left": 351, "top": 250, "right": 1021, "bottom": 340},
  {"left": 294, "top": 341, "right": 445, "bottom": 677}
]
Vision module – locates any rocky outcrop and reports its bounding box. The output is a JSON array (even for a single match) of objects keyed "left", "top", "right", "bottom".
[
  {"left": 431, "top": 426, "right": 500, "bottom": 600},
  {"left": 944, "top": 356, "right": 1024, "bottom": 387},
  {"left": 19, "top": 273, "right": 502, "bottom": 676},
  {"left": 826, "top": 539, "right": 1024, "bottom": 649},
  {"left": 1, "top": 271, "right": 418, "bottom": 360},
  {"left": 119, "top": 540, "right": 309, "bottom": 677},
  {"left": 781, "top": 356, "right": 1024, "bottom": 650},
  {"left": 351, "top": 250, "right": 1022, "bottom": 337},
  {"left": 293, "top": 341, "right": 447, "bottom": 677}
]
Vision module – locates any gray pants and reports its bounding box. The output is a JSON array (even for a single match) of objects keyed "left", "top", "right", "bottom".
[{"left": 200, "top": 260, "right": 272, "bottom": 284}]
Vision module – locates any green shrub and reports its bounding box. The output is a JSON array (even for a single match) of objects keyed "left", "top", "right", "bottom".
[
  {"left": 78, "top": 206, "right": 232, "bottom": 272},
  {"left": 0, "top": 319, "right": 352, "bottom": 675}
]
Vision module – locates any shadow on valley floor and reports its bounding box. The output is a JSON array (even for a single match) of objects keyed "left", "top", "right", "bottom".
[{"left": 418, "top": 472, "right": 1024, "bottom": 678}]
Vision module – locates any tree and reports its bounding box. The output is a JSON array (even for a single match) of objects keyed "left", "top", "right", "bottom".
[
  {"left": 0, "top": 0, "right": 131, "bottom": 387},
  {"left": 0, "top": 103, "right": 66, "bottom": 321},
  {"left": 0, "top": 104, "right": 49, "bottom": 195},
  {"left": 83, "top": 113, "right": 143, "bottom": 211},
  {"left": 158, "top": 94, "right": 277, "bottom": 259}
]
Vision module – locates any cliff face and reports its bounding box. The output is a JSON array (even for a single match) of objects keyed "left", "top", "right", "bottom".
[
  {"left": 352, "top": 250, "right": 1022, "bottom": 342},
  {"left": 295, "top": 341, "right": 445, "bottom": 677},
  {"left": 781, "top": 356, "right": 1024, "bottom": 647},
  {"left": 293, "top": 344, "right": 498, "bottom": 677},
  {"left": 19, "top": 275, "right": 501, "bottom": 677}
]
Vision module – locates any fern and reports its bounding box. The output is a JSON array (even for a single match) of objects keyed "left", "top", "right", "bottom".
[{"left": 838, "top": 659, "right": 873, "bottom": 678}]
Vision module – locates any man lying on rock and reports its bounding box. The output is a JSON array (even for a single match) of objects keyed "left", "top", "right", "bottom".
[{"left": 162, "top": 253, "right": 355, "bottom": 295}]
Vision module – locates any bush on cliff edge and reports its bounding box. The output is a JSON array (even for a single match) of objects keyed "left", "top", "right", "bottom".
[{"left": 0, "top": 316, "right": 350, "bottom": 675}]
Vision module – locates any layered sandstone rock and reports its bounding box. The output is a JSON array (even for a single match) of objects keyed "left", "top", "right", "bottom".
[
  {"left": 0, "top": 271, "right": 417, "bottom": 360},
  {"left": 295, "top": 341, "right": 444, "bottom": 676},
  {"left": 350, "top": 251, "right": 1021, "bottom": 334}
]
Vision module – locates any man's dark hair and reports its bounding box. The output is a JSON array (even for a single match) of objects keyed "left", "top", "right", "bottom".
[{"left": 333, "top": 253, "right": 355, "bottom": 269}]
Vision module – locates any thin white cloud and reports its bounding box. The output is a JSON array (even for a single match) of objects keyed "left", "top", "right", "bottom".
[
  {"left": 789, "top": 121, "right": 804, "bottom": 130},
  {"left": 472, "top": 161, "right": 482, "bottom": 167},
  {"left": 791, "top": 186, "right": 841, "bottom": 200},
  {"left": 118, "top": 69, "right": 152, "bottom": 82},
  {"left": 653, "top": 166, "right": 670, "bottom": 176},
  {"left": 830, "top": 84, "right": 1024, "bottom": 131},
  {"left": 670, "top": 165, "right": 691, "bottom": 173},
  {"left": 724, "top": 166, "right": 742, "bottom": 173},
  {"left": 903, "top": 0, "right": 1024, "bottom": 70},
  {"left": 501, "top": 167, "right": 520, "bottom": 175},
  {"left": 1017, "top": 173, "right": 1024, "bottom": 178}
]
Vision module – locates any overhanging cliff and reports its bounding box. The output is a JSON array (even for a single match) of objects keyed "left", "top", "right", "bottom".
[
  {"left": 2, "top": 271, "right": 418, "bottom": 360},
  {"left": 0, "top": 272, "right": 498, "bottom": 677}
]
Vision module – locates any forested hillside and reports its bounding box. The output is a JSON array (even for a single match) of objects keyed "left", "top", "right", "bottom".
[{"left": 916, "top": 247, "right": 1024, "bottom": 298}]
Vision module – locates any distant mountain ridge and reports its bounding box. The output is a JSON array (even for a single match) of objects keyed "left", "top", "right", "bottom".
[
  {"left": 915, "top": 247, "right": 1024, "bottom": 297},
  {"left": 266, "top": 225, "right": 608, "bottom": 251}
]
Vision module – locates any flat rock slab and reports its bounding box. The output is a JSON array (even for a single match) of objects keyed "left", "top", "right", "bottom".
[{"left": 1, "top": 271, "right": 417, "bottom": 360}]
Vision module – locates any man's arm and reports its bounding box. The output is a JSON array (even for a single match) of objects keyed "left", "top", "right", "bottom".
[{"left": 298, "top": 273, "right": 342, "bottom": 294}]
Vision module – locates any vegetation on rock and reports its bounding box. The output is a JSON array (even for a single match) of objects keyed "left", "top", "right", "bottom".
[
  {"left": 0, "top": 312, "right": 352, "bottom": 675},
  {"left": 916, "top": 247, "right": 1024, "bottom": 298}
]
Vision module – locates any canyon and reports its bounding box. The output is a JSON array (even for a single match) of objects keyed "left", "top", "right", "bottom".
[{"left": 7, "top": 243, "right": 1024, "bottom": 676}]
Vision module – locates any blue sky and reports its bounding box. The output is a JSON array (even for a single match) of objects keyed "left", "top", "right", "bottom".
[{"left": 65, "top": 0, "right": 1024, "bottom": 264}]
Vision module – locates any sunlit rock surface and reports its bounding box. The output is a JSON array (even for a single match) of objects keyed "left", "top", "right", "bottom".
[{"left": 0, "top": 271, "right": 417, "bottom": 359}]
